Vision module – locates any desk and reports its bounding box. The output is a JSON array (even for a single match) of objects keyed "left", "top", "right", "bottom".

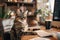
[
  {"left": 21, "top": 30, "right": 58, "bottom": 40},
  {"left": 21, "top": 35, "right": 57, "bottom": 40}
]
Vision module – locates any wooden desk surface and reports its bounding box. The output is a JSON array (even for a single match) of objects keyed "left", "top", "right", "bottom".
[
  {"left": 21, "top": 26, "right": 60, "bottom": 40},
  {"left": 0, "top": 26, "right": 60, "bottom": 40},
  {"left": 21, "top": 29, "right": 58, "bottom": 40},
  {"left": 21, "top": 35, "right": 57, "bottom": 40}
]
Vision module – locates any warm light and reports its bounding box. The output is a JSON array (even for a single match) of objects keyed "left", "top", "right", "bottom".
[
  {"left": 37, "top": 0, "right": 43, "bottom": 3},
  {"left": 10, "top": 12, "right": 15, "bottom": 16},
  {"left": 49, "top": 0, "right": 55, "bottom": 13},
  {"left": 46, "top": 2, "right": 50, "bottom": 6}
]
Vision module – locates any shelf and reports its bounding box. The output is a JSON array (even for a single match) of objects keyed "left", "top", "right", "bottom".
[
  {"left": 4, "top": 0, "right": 37, "bottom": 16},
  {"left": 4, "top": 2, "right": 17, "bottom": 6},
  {"left": 5, "top": 1, "right": 35, "bottom": 6},
  {"left": 5, "top": 1, "right": 35, "bottom": 4}
]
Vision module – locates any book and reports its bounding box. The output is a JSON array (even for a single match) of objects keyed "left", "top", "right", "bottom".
[
  {"left": 34, "top": 30, "right": 52, "bottom": 37},
  {"left": 30, "top": 37, "right": 50, "bottom": 40}
]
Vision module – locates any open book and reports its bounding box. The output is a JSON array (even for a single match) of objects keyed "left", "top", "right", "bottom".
[
  {"left": 34, "top": 30, "right": 52, "bottom": 37},
  {"left": 2, "top": 19, "right": 14, "bottom": 32},
  {"left": 30, "top": 37, "right": 50, "bottom": 40}
]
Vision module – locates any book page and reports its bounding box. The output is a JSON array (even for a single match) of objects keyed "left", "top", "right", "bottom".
[
  {"left": 34, "top": 30, "right": 52, "bottom": 37},
  {"left": 30, "top": 37, "right": 50, "bottom": 40}
]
